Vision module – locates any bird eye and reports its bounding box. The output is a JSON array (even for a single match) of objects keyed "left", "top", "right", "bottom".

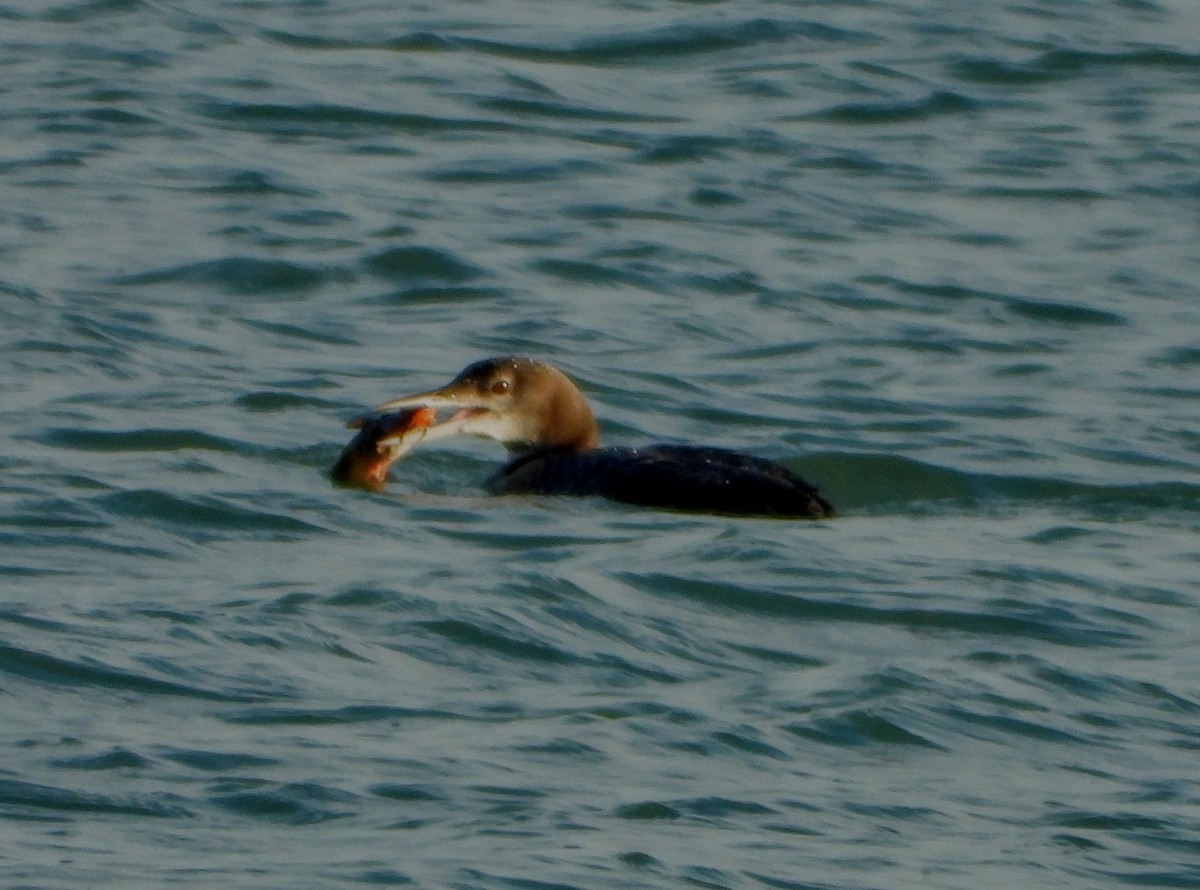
[{"left": 490, "top": 379, "right": 511, "bottom": 395}]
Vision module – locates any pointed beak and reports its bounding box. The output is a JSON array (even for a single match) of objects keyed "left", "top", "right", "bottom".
[
  {"left": 370, "top": 386, "right": 492, "bottom": 448},
  {"left": 372, "top": 388, "right": 460, "bottom": 414}
]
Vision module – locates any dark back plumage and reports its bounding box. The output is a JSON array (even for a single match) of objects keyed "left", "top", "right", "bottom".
[{"left": 488, "top": 445, "right": 834, "bottom": 519}]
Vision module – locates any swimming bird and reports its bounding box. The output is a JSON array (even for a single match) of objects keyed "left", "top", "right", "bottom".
[{"left": 369, "top": 356, "right": 834, "bottom": 519}]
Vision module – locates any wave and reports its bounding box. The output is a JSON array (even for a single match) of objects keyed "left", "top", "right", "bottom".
[
  {"left": 0, "top": 638, "right": 249, "bottom": 702},
  {"left": 797, "top": 452, "right": 1200, "bottom": 518},
  {"left": 950, "top": 47, "right": 1200, "bottom": 87},
  {"left": 109, "top": 257, "right": 348, "bottom": 296},
  {"left": 259, "top": 18, "right": 867, "bottom": 65}
]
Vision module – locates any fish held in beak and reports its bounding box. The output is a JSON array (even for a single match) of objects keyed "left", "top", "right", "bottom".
[
  {"left": 330, "top": 405, "right": 437, "bottom": 491},
  {"left": 369, "top": 387, "right": 500, "bottom": 449}
]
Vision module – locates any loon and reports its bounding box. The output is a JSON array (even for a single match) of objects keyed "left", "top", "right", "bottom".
[{"left": 367, "top": 356, "right": 834, "bottom": 519}]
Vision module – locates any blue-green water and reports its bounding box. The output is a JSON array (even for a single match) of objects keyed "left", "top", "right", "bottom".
[{"left": 3, "top": 1, "right": 1200, "bottom": 887}]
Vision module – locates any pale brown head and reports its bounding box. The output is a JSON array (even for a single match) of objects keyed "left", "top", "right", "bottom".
[{"left": 372, "top": 356, "right": 600, "bottom": 455}]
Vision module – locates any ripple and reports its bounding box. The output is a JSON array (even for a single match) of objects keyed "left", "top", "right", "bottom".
[
  {"left": 363, "top": 245, "right": 484, "bottom": 284},
  {"left": 235, "top": 390, "right": 332, "bottom": 412},
  {"left": 161, "top": 749, "right": 281, "bottom": 772},
  {"left": 35, "top": 427, "right": 242, "bottom": 454},
  {"left": 94, "top": 490, "right": 329, "bottom": 539},
  {"left": 615, "top": 800, "right": 680, "bottom": 821},
  {"left": 210, "top": 780, "right": 356, "bottom": 825},
  {"left": 785, "top": 709, "right": 947, "bottom": 750},
  {"left": 870, "top": 276, "right": 1128, "bottom": 326},
  {"left": 0, "top": 640, "right": 250, "bottom": 701},
  {"left": 617, "top": 570, "right": 1137, "bottom": 647},
  {"left": 530, "top": 258, "right": 659, "bottom": 289},
  {"left": 49, "top": 748, "right": 152, "bottom": 771},
  {"left": 224, "top": 705, "right": 455, "bottom": 726},
  {"left": 799, "top": 452, "right": 1200, "bottom": 518},
  {"left": 0, "top": 778, "right": 190, "bottom": 819},
  {"left": 111, "top": 257, "right": 347, "bottom": 296},
  {"left": 424, "top": 159, "right": 595, "bottom": 185},
  {"left": 258, "top": 29, "right": 455, "bottom": 53},
  {"left": 1147, "top": 345, "right": 1200, "bottom": 368},
  {"left": 475, "top": 96, "right": 678, "bottom": 124},
  {"left": 412, "top": 618, "right": 581, "bottom": 666},
  {"left": 936, "top": 703, "right": 1097, "bottom": 746},
  {"left": 950, "top": 47, "right": 1200, "bottom": 87},
  {"left": 187, "top": 169, "right": 315, "bottom": 198},
  {"left": 195, "top": 100, "right": 523, "bottom": 138},
  {"left": 364, "top": 285, "right": 508, "bottom": 306},
  {"left": 967, "top": 184, "right": 1108, "bottom": 202},
  {"left": 240, "top": 318, "right": 359, "bottom": 347},
  {"left": 806, "top": 90, "right": 980, "bottom": 125},
  {"left": 460, "top": 18, "right": 866, "bottom": 66},
  {"left": 369, "top": 783, "right": 446, "bottom": 803}
]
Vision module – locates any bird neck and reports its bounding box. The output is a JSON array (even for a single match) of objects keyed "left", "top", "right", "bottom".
[
  {"left": 512, "top": 374, "right": 600, "bottom": 455},
  {"left": 543, "top": 381, "right": 600, "bottom": 452}
]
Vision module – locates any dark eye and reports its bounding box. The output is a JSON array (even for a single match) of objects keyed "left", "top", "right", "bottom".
[{"left": 490, "top": 378, "right": 511, "bottom": 395}]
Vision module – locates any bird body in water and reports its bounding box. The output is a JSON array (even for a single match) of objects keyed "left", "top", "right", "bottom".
[{"left": 362, "top": 356, "right": 834, "bottom": 519}]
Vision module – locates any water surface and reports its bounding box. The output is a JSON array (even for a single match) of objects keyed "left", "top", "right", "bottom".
[{"left": 2, "top": 1, "right": 1199, "bottom": 887}]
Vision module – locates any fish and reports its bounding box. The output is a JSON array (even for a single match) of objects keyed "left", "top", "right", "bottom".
[{"left": 330, "top": 405, "right": 437, "bottom": 491}]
